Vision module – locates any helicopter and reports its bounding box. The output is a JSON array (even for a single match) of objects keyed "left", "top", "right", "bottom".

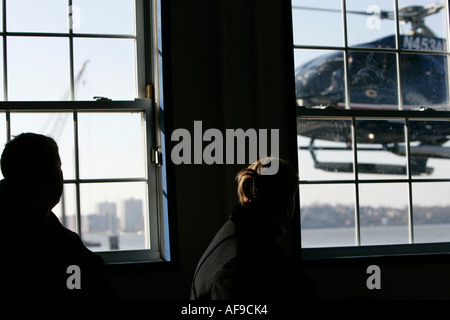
[{"left": 294, "top": 2, "right": 450, "bottom": 176}]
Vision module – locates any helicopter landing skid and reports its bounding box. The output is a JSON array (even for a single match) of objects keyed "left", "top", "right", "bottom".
[{"left": 302, "top": 138, "right": 434, "bottom": 175}]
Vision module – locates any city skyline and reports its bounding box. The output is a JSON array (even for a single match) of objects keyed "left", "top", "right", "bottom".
[{"left": 59, "top": 197, "right": 144, "bottom": 235}]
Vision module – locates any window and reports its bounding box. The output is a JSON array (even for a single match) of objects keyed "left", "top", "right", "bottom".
[
  {"left": 0, "top": 0, "right": 170, "bottom": 264},
  {"left": 292, "top": 0, "right": 450, "bottom": 258}
]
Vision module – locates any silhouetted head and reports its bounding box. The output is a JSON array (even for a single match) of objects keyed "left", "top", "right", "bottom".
[
  {"left": 235, "top": 157, "right": 299, "bottom": 227},
  {"left": 1, "top": 133, "right": 64, "bottom": 218}
]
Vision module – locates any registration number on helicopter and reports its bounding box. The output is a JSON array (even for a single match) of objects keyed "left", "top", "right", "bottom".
[{"left": 403, "top": 35, "right": 445, "bottom": 51}]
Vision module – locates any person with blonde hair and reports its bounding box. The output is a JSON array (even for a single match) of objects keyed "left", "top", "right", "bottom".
[
  {"left": 191, "top": 157, "right": 315, "bottom": 300},
  {"left": 235, "top": 157, "right": 299, "bottom": 229}
]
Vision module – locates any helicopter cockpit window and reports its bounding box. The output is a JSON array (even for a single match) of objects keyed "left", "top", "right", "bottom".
[
  {"left": 292, "top": 0, "right": 450, "bottom": 258},
  {"left": 295, "top": 51, "right": 346, "bottom": 106}
]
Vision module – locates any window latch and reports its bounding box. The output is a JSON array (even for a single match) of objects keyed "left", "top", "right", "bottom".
[
  {"left": 419, "top": 107, "right": 435, "bottom": 111},
  {"left": 93, "top": 96, "right": 111, "bottom": 101},
  {"left": 152, "top": 147, "right": 162, "bottom": 166}
]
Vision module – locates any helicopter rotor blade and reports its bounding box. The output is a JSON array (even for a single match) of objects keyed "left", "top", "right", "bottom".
[
  {"left": 292, "top": 6, "right": 394, "bottom": 20},
  {"left": 293, "top": 3, "right": 445, "bottom": 23},
  {"left": 398, "top": 3, "right": 444, "bottom": 21},
  {"left": 291, "top": 6, "right": 341, "bottom": 14}
]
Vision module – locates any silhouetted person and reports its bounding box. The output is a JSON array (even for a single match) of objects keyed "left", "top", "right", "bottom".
[
  {"left": 0, "top": 133, "right": 117, "bottom": 299},
  {"left": 191, "top": 158, "right": 316, "bottom": 300}
]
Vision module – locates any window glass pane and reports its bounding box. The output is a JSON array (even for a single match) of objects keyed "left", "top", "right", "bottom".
[
  {"left": 294, "top": 50, "right": 345, "bottom": 108},
  {"left": 409, "top": 120, "right": 450, "bottom": 179},
  {"left": 73, "top": 38, "right": 136, "bottom": 100},
  {"left": 53, "top": 183, "right": 77, "bottom": 233},
  {"left": 0, "top": 113, "right": 6, "bottom": 179},
  {"left": 413, "top": 182, "right": 450, "bottom": 243},
  {"left": 401, "top": 54, "right": 449, "bottom": 110},
  {"left": 6, "top": 0, "right": 68, "bottom": 33},
  {"left": 80, "top": 182, "right": 147, "bottom": 252},
  {"left": 293, "top": 0, "right": 450, "bottom": 256},
  {"left": 291, "top": 0, "right": 343, "bottom": 47},
  {"left": 297, "top": 118, "right": 354, "bottom": 181},
  {"left": 346, "top": 0, "right": 396, "bottom": 48},
  {"left": 398, "top": 0, "right": 448, "bottom": 45},
  {"left": 72, "top": 0, "right": 135, "bottom": 35},
  {"left": 7, "top": 37, "right": 70, "bottom": 101},
  {"left": 0, "top": 39, "right": 4, "bottom": 101},
  {"left": 78, "top": 112, "right": 145, "bottom": 179},
  {"left": 355, "top": 119, "right": 407, "bottom": 179},
  {"left": 359, "top": 183, "right": 409, "bottom": 245},
  {"left": 9, "top": 112, "right": 75, "bottom": 180},
  {"left": 300, "top": 184, "right": 356, "bottom": 248},
  {"left": 348, "top": 51, "right": 398, "bottom": 109}
]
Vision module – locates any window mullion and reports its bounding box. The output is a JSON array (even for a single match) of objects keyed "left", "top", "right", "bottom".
[
  {"left": 341, "top": 0, "right": 350, "bottom": 110},
  {"left": 351, "top": 117, "right": 361, "bottom": 246},
  {"left": 5, "top": 110, "right": 9, "bottom": 141},
  {"left": 144, "top": 102, "right": 161, "bottom": 252},
  {"left": 68, "top": 0, "right": 75, "bottom": 101},
  {"left": 2, "top": 0, "right": 7, "bottom": 102},
  {"left": 135, "top": 0, "right": 147, "bottom": 99},
  {"left": 446, "top": 0, "right": 450, "bottom": 104},
  {"left": 393, "top": 0, "right": 404, "bottom": 111},
  {"left": 73, "top": 111, "right": 82, "bottom": 235},
  {"left": 405, "top": 118, "right": 415, "bottom": 244}
]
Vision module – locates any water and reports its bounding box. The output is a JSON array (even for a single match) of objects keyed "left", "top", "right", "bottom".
[
  {"left": 81, "top": 225, "right": 450, "bottom": 252},
  {"left": 82, "top": 232, "right": 146, "bottom": 252},
  {"left": 301, "top": 223, "right": 450, "bottom": 248}
]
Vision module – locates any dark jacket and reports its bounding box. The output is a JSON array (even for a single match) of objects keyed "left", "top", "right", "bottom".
[
  {"left": 0, "top": 180, "right": 117, "bottom": 299},
  {"left": 191, "top": 204, "right": 316, "bottom": 300}
]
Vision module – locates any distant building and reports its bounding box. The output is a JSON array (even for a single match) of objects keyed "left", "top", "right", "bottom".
[
  {"left": 66, "top": 200, "right": 144, "bottom": 234},
  {"left": 64, "top": 215, "right": 89, "bottom": 234},
  {"left": 97, "top": 201, "right": 118, "bottom": 234},
  {"left": 87, "top": 213, "right": 108, "bottom": 233},
  {"left": 120, "top": 198, "right": 144, "bottom": 232}
]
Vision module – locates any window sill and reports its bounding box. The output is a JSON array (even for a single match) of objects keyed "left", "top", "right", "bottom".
[
  {"left": 104, "top": 258, "right": 179, "bottom": 274},
  {"left": 301, "top": 242, "right": 450, "bottom": 265}
]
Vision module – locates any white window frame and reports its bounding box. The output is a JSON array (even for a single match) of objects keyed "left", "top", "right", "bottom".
[{"left": 0, "top": 0, "right": 170, "bottom": 264}]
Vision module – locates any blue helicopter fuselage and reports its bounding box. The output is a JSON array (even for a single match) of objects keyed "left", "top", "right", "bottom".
[{"left": 295, "top": 35, "right": 448, "bottom": 110}]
